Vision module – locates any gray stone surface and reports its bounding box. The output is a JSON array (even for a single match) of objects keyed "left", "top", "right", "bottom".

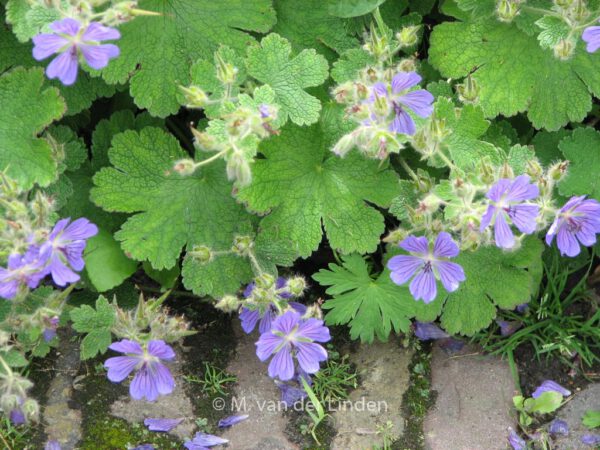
[
  {"left": 424, "top": 343, "right": 517, "bottom": 450},
  {"left": 110, "top": 352, "right": 196, "bottom": 440},
  {"left": 331, "top": 341, "right": 412, "bottom": 450},
  {"left": 554, "top": 383, "right": 600, "bottom": 450},
  {"left": 42, "top": 329, "right": 83, "bottom": 450},
  {"left": 219, "top": 324, "right": 299, "bottom": 450}
]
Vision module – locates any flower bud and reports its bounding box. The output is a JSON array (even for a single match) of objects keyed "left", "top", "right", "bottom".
[
  {"left": 355, "top": 82, "right": 369, "bottom": 100},
  {"left": 215, "top": 53, "right": 238, "bottom": 85},
  {"left": 456, "top": 75, "right": 480, "bottom": 104},
  {"left": 554, "top": 0, "right": 573, "bottom": 8},
  {"left": 215, "top": 295, "right": 239, "bottom": 313},
  {"left": 255, "top": 273, "right": 275, "bottom": 290},
  {"left": 173, "top": 158, "right": 196, "bottom": 176},
  {"left": 553, "top": 38, "right": 575, "bottom": 60},
  {"left": 179, "top": 85, "right": 209, "bottom": 108},
  {"left": 231, "top": 235, "right": 254, "bottom": 256},
  {"left": 496, "top": 0, "right": 521, "bottom": 22},
  {"left": 421, "top": 194, "right": 442, "bottom": 213},
  {"left": 372, "top": 92, "right": 389, "bottom": 117},
  {"left": 332, "top": 82, "right": 353, "bottom": 103},
  {"left": 383, "top": 228, "right": 408, "bottom": 244},
  {"left": 498, "top": 162, "right": 514, "bottom": 179},
  {"left": 190, "top": 127, "right": 217, "bottom": 151},
  {"left": 396, "top": 25, "right": 420, "bottom": 48},
  {"left": 570, "top": 0, "right": 589, "bottom": 21},
  {"left": 189, "top": 245, "right": 212, "bottom": 264},
  {"left": 302, "top": 305, "right": 323, "bottom": 320},
  {"left": 397, "top": 58, "right": 417, "bottom": 73},
  {"left": 226, "top": 153, "right": 252, "bottom": 186},
  {"left": 22, "top": 398, "right": 39, "bottom": 422},
  {"left": 548, "top": 161, "right": 569, "bottom": 181},
  {"left": 286, "top": 277, "right": 306, "bottom": 297},
  {"left": 526, "top": 159, "right": 543, "bottom": 179},
  {"left": 478, "top": 158, "right": 496, "bottom": 184},
  {"left": 332, "top": 133, "right": 355, "bottom": 158}
]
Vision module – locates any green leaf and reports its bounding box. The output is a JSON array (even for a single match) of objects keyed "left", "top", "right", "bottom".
[
  {"left": 531, "top": 129, "right": 570, "bottom": 166},
  {"left": 441, "top": 237, "right": 544, "bottom": 335},
  {"left": 313, "top": 254, "right": 415, "bottom": 343},
  {"left": 433, "top": 97, "right": 502, "bottom": 169},
  {"left": 535, "top": 15, "right": 570, "bottom": 49},
  {"left": 272, "top": 0, "right": 358, "bottom": 58},
  {"left": 389, "top": 180, "right": 420, "bottom": 220},
  {"left": 143, "top": 261, "right": 180, "bottom": 290},
  {"left": 6, "top": 0, "right": 60, "bottom": 42},
  {"left": 583, "top": 410, "right": 600, "bottom": 429},
  {"left": 331, "top": 48, "right": 375, "bottom": 84},
  {"left": 558, "top": 127, "right": 600, "bottom": 201},
  {"left": 0, "top": 67, "right": 65, "bottom": 189},
  {"left": 0, "top": 349, "right": 28, "bottom": 368},
  {"left": 46, "top": 125, "right": 87, "bottom": 174},
  {"left": 84, "top": 229, "right": 138, "bottom": 292},
  {"left": 524, "top": 391, "right": 563, "bottom": 415},
  {"left": 237, "top": 123, "right": 398, "bottom": 258},
  {"left": 101, "top": 0, "right": 276, "bottom": 117},
  {"left": 70, "top": 295, "right": 116, "bottom": 359},
  {"left": 429, "top": 18, "right": 600, "bottom": 130},
  {"left": 0, "top": 11, "right": 33, "bottom": 72},
  {"left": 328, "top": 0, "right": 386, "bottom": 18},
  {"left": 246, "top": 34, "right": 329, "bottom": 126},
  {"left": 91, "top": 127, "right": 255, "bottom": 297}
]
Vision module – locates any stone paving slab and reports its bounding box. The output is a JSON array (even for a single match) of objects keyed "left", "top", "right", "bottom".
[
  {"left": 424, "top": 343, "right": 517, "bottom": 450},
  {"left": 331, "top": 341, "right": 412, "bottom": 450},
  {"left": 219, "top": 324, "right": 299, "bottom": 450},
  {"left": 554, "top": 383, "right": 600, "bottom": 450}
]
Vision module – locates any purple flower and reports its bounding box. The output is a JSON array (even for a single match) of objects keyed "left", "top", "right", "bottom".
[
  {"left": 104, "top": 339, "right": 176, "bottom": 401},
  {"left": 546, "top": 195, "right": 600, "bottom": 257},
  {"left": 516, "top": 303, "right": 529, "bottom": 314},
  {"left": 414, "top": 322, "right": 449, "bottom": 340},
  {"left": 240, "top": 301, "right": 306, "bottom": 334},
  {"left": 217, "top": 414, "right": 249, "bottom": 428},
  {"left": 481, "top": 176, "right": 540, "bottom": 249},
  {"left": 32, "top": 19, "right": 120, "bottom": 85},
  {"left": 39, "top": 218, "right": 98, "bottom": 287},
  {"left": 531, "top": 380, "right": 571, "bottom": 398},
  {"left": 583, "top": 23, "right": 600, "bottom": 53},
  {"left": 183, "top": 432, "right": 228, "bottom": 450},
  {"left": 582, "top": 434, "right": 600, "bottom": 446},
  {"left": 43, "top": 316, "right": 60, "bottom": 342},
  {"left": 496, "top": 319, "right": 522, "bottom": 337},
  {"left": 143, "top": 418, "right": 183, "bottom": 432},
  {"left": 0, "top": 250, "right": 46, "bottom": 299},
  {"left": 387, "top": 232, "right": 465, "bottom": 303},
  {"left": 9, "top": 407, "right": 26, "bottom": 425},
  {"left": 44, "top": 441, "right": 61, "bottom": 450},
  {"left": 508, "top": 429, "right": 527, "bottom": 450},
  {"left": 548, "top": 419, "right": 569, "bottom": 436},
  {"left": 255, "top": 311, "right": 330, "bottom": 381},
  {"left": 369, "top": 72, "right": 434, "bottom": 135},
  {"left": 131, "top": 446, "right": 155, "bottom": 450}
]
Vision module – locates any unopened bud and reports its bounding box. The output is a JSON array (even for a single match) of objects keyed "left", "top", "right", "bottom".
[
  {"left": 496, "top": 0, "right": 521, "bottom": 22},
  {"left": 548, "top": 160, "right": 569, "bottom": 181},
  {"left": 396, "top": 25, "right": 420, "bottom": 47},
  {"left": 526, "top": 159, "right": 543, "bottom": 178},
  {"left": 302, "top": 305, "right": 323, "bottom": 320},
  {"left": 421, "top": 194, "right": 442, "bottom": 212},
  {"left": 189, "top": 245, "right": 212, "bottom": 264},
  {"left": 286, "top": 277, "right": 306, "bottom": 296},
  {"left": 232, "top": 235, "right": 253, "bottom": 256},
  {"left": 383, "top": 228, "right": 408, "bottom": 244},
  {"left": 498, "top": 162, "right": 514, "bottom": 179},
  {"left": 570, "top": 0, "right": 589, "bottom": 21},
  {"left": 397, "top": 58, "right": 417, "bottom": 73},
  {"left": 332, "top": 133, "right": 355, "bottom": 158},
  {"left": 479, "top": 158, "right": 496, "bottom": 184},
  {"left": 553, "top": 38, "right": 575, "bottom": 60},
  {"left": 215, "top": 295, "right": 239, "bottom": 313},
  {"left": 255, "top": 273, "right": 275, "bottom": 290},
  {"left": 456, "top": 74, "right": 479, "bottom": 104},
  {"left": 215, "top": 53, "right": 238, "bottom": 85},
  {"left": 226, "top": 153, "right": 252, "bottom": 186},
  {"left": 22, "top": 399, "right": 39, "bottom": 422},
  {"left": 191, "top": 127, "right": 216, "bottom": 151},
  {"left": 179, "top": 85, "right": 209, "bottom": 108},
  {"left": 554, "top": 0, "right": 573, "bottom": 8},
  {"left": 372, "top": 92, "right": 389, "bottom": 117},
  {"left": 173, "top": 159, "right": 196, "bottom": 176}
]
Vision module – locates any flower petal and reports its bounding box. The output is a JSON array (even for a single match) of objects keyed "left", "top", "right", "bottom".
[
  {"left": 47, "top": 253, "right": 80, "bottom": 286},
  {"left": 508, "top": 204, "right": 539, "bottom": 234},
  {"left": 62, "top": 218, "right": 99, "bottom": 241},
  {"left": 532, "top": 380, "right": 571, "bottom": 398},
  {"left": 147, "top": 340, "right": 175, "bottom": 360},
  {"left": 413, "top": 322, "right": 449, "bottom": 340},
  {"left": 239, "top": 308, "right": 260, "bottom": 333},
  {"left": 255, "top": 332, "right": 282, "bottom": 361},
  {"left": 109, "top": 339, "right": 143, "bottom": 355},
  {"left": 82, "top": 22, "right": 121, "bottom": 41},
  {"left": 388, "top": 255, "right": 422, "bottom": 285},
  {"left": 130, "top": 368, "right": 159, "bottom": 401},
  {"left": 435, "top": 261, "right": 465, "bottom": 292},
  {"left": 582, "top": 26, "right": 600, "bottom": 53},
  {"left": 295, "top": 342, "right": 328, "bottom": 374},
  {"left": 391, "top": 72, "right": 421, "bottom": 93},
  {"left": 46, "top": 50, "right": 79, "bottom": 86},
  {"left": 271, "top": 310, "right": 301, "bottom": 335},
  {"left": 104, "top": 356, "right": 139, "bottom": 382},
  {"left": 79, "top": 44, "right": 120, "bottom": 70},
  {"left": 557, "top": 225, "right": 580, "bottom": 257},
  {"left": 409, "top": 268, "right": 437, "bottom": 303},
  {"left": 398, "top": 90, "right": 434, "bottom": 117},
  {"left": 151, "top": 362, "right": 175, "bottom": 395},
  {"left": 433, "top": 232, "right": 459, "bottom": 258},
  {"left": 297, "top": 318, "right": 331, "bottom": 342},
  {"left": 268, "top": 347, "right": 295, "bottom": 381},
  {"left": 389, "top": 108, "right": 416, "bottom": 135},
  {"left": 217, "top": 414, "right": 249, "bottom": 428},
  {"left": 32, "top": 34, "right": 69, "bottom": 60},
  {"left": 494, "top": 213, "right": 515, "bottom": 249},
  {"left": 399, "top": 235, "right": 429, "bottom": 254},
  {"left": 144, "top": 418, "right": 183, "bottom": 432},
  {"left": 505, "top": 175, "right": 539, "bottom": 202},
  {"left": 49, "top": 18, "right": 81, "bottom": 36}
]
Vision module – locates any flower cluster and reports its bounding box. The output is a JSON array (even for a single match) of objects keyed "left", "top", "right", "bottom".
[
  {"left": 0, "top": 217, "right": 98, "bottom": 299},
  {"left": 332, "top": 70, "right": 434, "bottom": 159}
]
